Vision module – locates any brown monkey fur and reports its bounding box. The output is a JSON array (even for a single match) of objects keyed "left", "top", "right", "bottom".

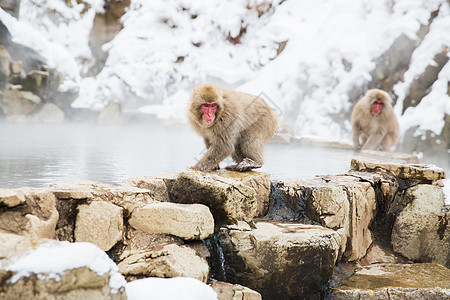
[
  {"left": 188, "top": 84, "right": 278, "bottom": 171},
  {"left": 351, "top": 89, "right": 399, "bottom": 151}
]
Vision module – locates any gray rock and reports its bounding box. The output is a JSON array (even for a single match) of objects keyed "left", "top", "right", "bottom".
[
  {"left": 0, "top": 90, "right": 41, "bottom": 116},
  {"left": 50, "top": 180, "right": 153, "bottom": 216},
  {"left": 391, "top": 184, "right": 449, "bottom": 267},
  {"left": 122, "top": 172, "right": 178, "bottom": 202},
  {"left": 218, "top": 221, "right": 342, "bottom": 299},
  {"left": 0, "top": 0, "right": 21, "bottom": 18},
  {"left": 273, "top": 175, "right": 376, "bottom": 262},
  {"left": 210, "top": 279, "right": 262, "bottom": 300},
  {"left": 50, "top": 181, "right": 152, "bottom": 242},
  {"left": 0, "top": 187, "right": 58, "bottom": 241},
  {"left": 355, "top": 149, "right": 420, "bottom": 163},
  {"left": 0, "top": 188, "right": 25, "bottom": 207},
  {"left": 350, "top": 158, "right": 446, "bottom": 181},
  {"left": 118, "top": 243, "right": 210, "bottom": 283},
  {"left": 360, "top": 242, "right": 408, "bottom": 265},
  {"left": 129, "top": 202, "right": 214, "bottom": 240},
  {"left": 0, "top": 45, "right": 11, "bottom": 89},
  {"left": 10, "top": 60, "right": 22, "bottom": 74},
  {"left": 75, "top": 201, "right": 124, "bottom": 251},
  {"left": 30, "top": 103, "right": 65, "bottom": 123},
  {"left": 98, "top": 100, "right": 122, "bottom": 124},
  {"left": 0, "top": 232, "right": 46, "bottom": 259},
  {"left": 170, "top": 169, "right": 270, "bottom": 223},
  {"left": 329, "top": 263, "right": 450, "bottom": 299}
]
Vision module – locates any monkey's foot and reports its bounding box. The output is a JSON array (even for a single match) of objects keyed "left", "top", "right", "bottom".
[
  {"left": 225, "top": 164, "right": 238, "bottom": 170},
  {"left": 353, "top": 146, "right": 362, "bottom": 153},
  {"left": 226, "top": 158, "right": 261, "bottom": 172}
]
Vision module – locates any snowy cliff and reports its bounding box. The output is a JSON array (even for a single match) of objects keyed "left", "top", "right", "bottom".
[{"left": 1, "top": 0, "right": 449, "bottom": 144}]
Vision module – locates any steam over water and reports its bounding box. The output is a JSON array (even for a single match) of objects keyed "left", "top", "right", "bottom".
[{"left": 0, "top": 122, "right": 369, "bottom": 188}]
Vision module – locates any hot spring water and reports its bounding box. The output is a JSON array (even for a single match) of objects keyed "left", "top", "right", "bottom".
[{"left": 0, "top": 122, "right": 394, "bottom": 189}]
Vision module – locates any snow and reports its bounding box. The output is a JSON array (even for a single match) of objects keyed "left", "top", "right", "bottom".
[
  {"left": 394, "top": 3, "right": 450, "bottom": 137},
  {"left": 399, "top": 61, "right": 450, "bottom": 137},
  {"left": 444, "top": 178, "right": 450, "bottom": 205},
  {"left": 0, "top": 9, "right": 79, "bottom": 84},
  {"left": 0, "top": 0, "right": 448, "bottom": 143},
  {"left": 0, "top": 240, "right": 218, "bottom": 298},
  {"left": 1, "top": 241, "right": 126, "bottom": 293},
  {"left": 126, "top": 277, "right": 218, "bottom": 300},
  {"left": 17, "top": 0, "right": 104, "bottom": 75},
  {"left": 139, "top": 89, "right": 190, "bottom": 120}
]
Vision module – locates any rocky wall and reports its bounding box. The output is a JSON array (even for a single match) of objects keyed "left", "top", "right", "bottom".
[{"left": 0, "top": 158, "right": 448, "bottom": 299}]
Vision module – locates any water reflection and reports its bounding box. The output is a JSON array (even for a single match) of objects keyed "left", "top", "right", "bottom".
[
  {"left": 0, "top": 122, "right": 369, "bottom": 188},
  {"left": 0, "top": 122, "right": 205, "bottom": 188}
]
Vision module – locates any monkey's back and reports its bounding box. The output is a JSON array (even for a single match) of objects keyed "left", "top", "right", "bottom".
[{"left": 222, "top": 88, "right": 278, "bottom": 137}]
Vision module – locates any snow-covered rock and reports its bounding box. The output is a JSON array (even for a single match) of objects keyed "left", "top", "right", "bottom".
[{"left": 0, "top": 238, "right": 127, "bottom": 299}]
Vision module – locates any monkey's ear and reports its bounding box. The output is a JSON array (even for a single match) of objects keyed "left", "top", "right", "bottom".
[{"left": 221, "top": 91, "right": 228, "bottom": 101}]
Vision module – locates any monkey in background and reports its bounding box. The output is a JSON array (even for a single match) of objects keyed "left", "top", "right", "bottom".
[
  {"left": 351, "top": 89, "right": 399, "bottom": 151},
  {"left": 188, "top": 84, "right": 278, "bottom": 172}
]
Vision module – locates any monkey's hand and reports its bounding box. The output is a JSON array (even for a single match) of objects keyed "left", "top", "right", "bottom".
[
  {"left": 193, "top": 140, "right": 234, "bottom": 172},
  {"left": 190, "top": 163, "right": 220, "bottom": 172},
  {"left": 362, "top": 131, "right": 385, "bottom": 151}
]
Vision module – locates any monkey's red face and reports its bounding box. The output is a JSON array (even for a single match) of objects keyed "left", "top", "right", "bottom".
[
  {"left": 201, "top": 102, "right": 218, "bottom": 123},
  {"left": 372, "top": 100, "right": 383, "bottom": 115}
]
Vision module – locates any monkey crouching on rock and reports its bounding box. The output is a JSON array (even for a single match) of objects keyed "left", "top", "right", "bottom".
[
  {"left": 187, "top": 84, "right": 278, "bottom": 172},
  {"left": 351, "top": 89, "right": 399, "bottom": 151}
]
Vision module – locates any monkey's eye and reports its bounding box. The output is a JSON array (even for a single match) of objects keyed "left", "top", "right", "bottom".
[
  {"left": 201, "top": 102, "right": 218, "bottom": 109},
  {"left": 374, "top": 101, "right": 383, "bottom": 105}
]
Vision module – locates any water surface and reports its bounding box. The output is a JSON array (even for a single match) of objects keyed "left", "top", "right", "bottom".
[{"left": 0, "top": 122, "right": 366, "bottom": 188}]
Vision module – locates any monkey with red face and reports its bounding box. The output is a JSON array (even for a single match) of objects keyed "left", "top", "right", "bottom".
[
  {"left": 188, "top": 84, "right": 278, "bottom": 172},
  {"left": 351, "top": 89, "right": 399, "bottom": 151}
]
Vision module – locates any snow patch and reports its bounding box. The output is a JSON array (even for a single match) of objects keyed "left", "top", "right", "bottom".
[
  {"left": 1, "top": 241, "right": 126, "bottom": 293},
  {"left": 126, "top": 277, "right": 217, "bottom": 300},
  {"left": 443, "top": 178, "right": 450, "bottom": 206}
]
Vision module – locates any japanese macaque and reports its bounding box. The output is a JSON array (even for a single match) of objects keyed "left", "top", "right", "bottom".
[
  {"left": 351, "top": 89, "right": 399, "bottom": 151},
  {"left": 188, "top": 84, "right": 278, "bottom": 171}
]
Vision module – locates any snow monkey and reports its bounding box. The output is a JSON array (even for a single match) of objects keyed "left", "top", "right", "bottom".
[
  {"left": 351, "top": 89, "right": 399, "bottom": 151},
  {"left": 188, "top": 84, "right": 278, "bottom": 171}
]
